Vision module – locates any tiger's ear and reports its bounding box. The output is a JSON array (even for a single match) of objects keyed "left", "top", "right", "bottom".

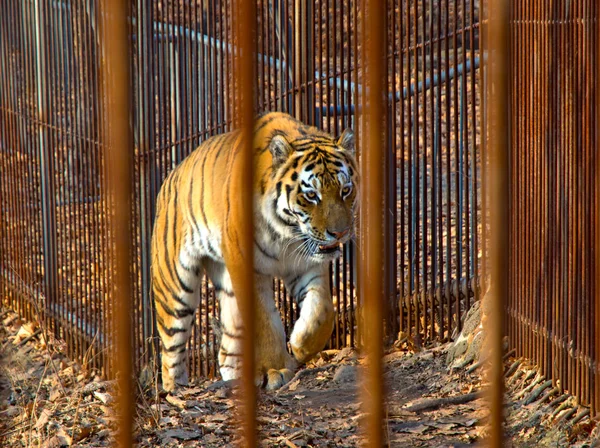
[
  {"left": 336, "top": 128, "right": 355, "bottom": 154},
  {"left": 269, "top": 134, "right": 294, "bottom": 167}
]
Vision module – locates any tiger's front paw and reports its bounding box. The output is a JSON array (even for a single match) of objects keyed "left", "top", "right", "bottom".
[{"left": 264, "top": 368, "right": 295, "bottom": 391}]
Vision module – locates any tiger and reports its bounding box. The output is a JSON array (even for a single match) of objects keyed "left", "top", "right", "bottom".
[{"left": 151, "top": 111, "right": 358, "bottom": 392}]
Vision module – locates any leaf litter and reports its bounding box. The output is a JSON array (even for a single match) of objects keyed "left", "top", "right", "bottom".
[{"left": 1, "top": 311, "right": 597, "bottom": 447}]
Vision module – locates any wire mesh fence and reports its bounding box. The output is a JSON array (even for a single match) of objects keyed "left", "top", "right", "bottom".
[
  {"left": 507, "top": 0, "right": 600, "bottom": 415},
  {"left": 0, "top": 0, "right": 484, "bottom": 383}
]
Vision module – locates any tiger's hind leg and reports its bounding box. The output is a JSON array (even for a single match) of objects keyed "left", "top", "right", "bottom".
[
  {"left": 205, "top": 261, "right": 245, "bottom": 382},
  {"left": 152, "top": 246, "right": 202, "bottom": 392}
]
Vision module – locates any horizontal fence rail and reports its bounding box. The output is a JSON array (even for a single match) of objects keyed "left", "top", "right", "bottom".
[
  {"left": 0, "top": 0, "right": 482, "bottom": 385},
  {"left": 508, "top": 0, "right": 599, "bottom": 415}
]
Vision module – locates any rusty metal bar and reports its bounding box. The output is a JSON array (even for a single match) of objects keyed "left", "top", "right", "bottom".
[
  {"left": 360, "top": 0, "right": 386, "bottom": 445},
  {"left": 486, "top": 0, "right": 509, "bottom": 445},
  {"left": 595, "top": 0, "right": 600, "bottom": 418},
  {"left": 231, "top": 0, "right": 256, "bottom": 444},
  {"left": 101, "top": 0, "right": 133, "bottom": 446}
]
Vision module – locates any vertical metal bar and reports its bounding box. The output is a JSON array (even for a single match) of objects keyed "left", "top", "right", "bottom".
[
  {"left": 405, "top": 0, "right": 413, "bottom": 337},
  {"left": 360, "top": 0, "right": 386, "bottom": 445},
  {"left": 595, "top": 0, "right": 600, "bottom": 416},
  {"left": 444, "top": 0, "right": 452, "bottom": 336},
  {"left": 398, "top": 0, "right": 406, "bottom": 337},
  {"left": 232, "top": 0, "right": 256, "bottom": 443},
  {"left": 33, "top": 0, "right": 57, "bottom": 338},
  {"left": 386, "top": 1, "right": 398, "bottom": 344},
  {"left": 461, "top": 0, "right": 470, "bottom": 314},
  {"left": 469, "top": 0, "right": 478, "bottom": 289},
  {"left": 102, "top": 0, "right": 133, "bottom": 446},
  {"left": 485, "top": 0, "right": 509, "bottom": 445},
  {"left": 419, "top": 0, "right": 428, "bottom": 343}
]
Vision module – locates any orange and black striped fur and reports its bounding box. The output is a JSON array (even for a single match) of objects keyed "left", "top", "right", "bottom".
[{"left": 151, "top": 112, "right": 358, "bottom": 391}]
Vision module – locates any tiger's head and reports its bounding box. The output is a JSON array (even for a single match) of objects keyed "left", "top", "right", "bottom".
[{"left": 267, "top": 128, "right": 359, "bottom": 262}]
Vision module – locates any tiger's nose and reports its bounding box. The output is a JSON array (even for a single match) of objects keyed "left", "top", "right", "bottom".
[{"left": 327, "top": 228, "right": 350, "bottom": 240}]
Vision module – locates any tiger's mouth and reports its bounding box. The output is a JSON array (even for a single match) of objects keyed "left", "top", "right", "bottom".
[{"left": 317, "top": 241, "right": 343, "bottom": 254}]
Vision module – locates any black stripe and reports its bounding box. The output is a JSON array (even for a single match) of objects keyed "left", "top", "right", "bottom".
[
  {"left": 154, "top": 282, "right": 195, "bottom": 318},
  {"left": 198, "top": 144, "right": 211, "bottom": 228},
  {"left": 294, "top": 274, "right": 324, "bottom": 298},
  {"left": 161, "top": 172, "right": 191, "bottom": 298},
  {"left": 298, "top": 292, "right": 308, "bottom": 306},
  {"left": 274, "top": 211, "right": 299, "bottom": 228},
  {"left": 206, "top": 239, "right": 219, "bottom": 258},
  {"left": 254, "top": 115, "right": 276, "bottom": 133},
  {"left": 175, "top": 267, "right": 194, "bottom": 293},
  {"left": 170, "top": 359, "right": 185, "bottom": 369},
  {"left": 156, "top": 314, "right": 187, "bottom": 337},
  {"left": 164, "top": 341, "right": 187, "bottom": 353},
  {"left": 222, "top": 328, "right": 243, "bottom": 339},
  {"left": 187, "top": 155, "right": 203, "bottom": 235},
  {"left": 264, "top": 220, "right": 283, "bottom": 241},
  {"left": 288, "top": 274, "right": 301, "bottom": 291},
  {"left": 156, "top": 267, "right": 193, "bottom": 310},
  {"left": 254, "top": 238, "right": 279, "bottom": 261},
  {"left": 220, "top": 348, "right": 243, "bottom": 357},
  {"left": 179, "top": 256, "right": 200, "bottom": 276},
  {"left": 213, "top": 283, "right": 234, "bottom": 297},
  {"left": 221, "top": 363, "right": 237, "bottom": 370}
]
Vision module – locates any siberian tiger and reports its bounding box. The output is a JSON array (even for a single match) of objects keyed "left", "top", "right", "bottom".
[{"left": 151, "top": 111, "right": 358, "bottom": 391}]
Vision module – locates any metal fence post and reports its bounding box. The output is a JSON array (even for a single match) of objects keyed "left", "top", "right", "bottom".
[
  {"left": 595, "top": 0, "right": 600, "bottom": 418},
  {"left": 102, "top": 1, "right": 134, "bottom": 446},
  {"left": 360, "top": 0, "right": 387, "bottom": 445},
  {"left": 232, "top": 0, "right": 256, "bottom": 444},
  {"left": 486, "top": 0, "right": 509, "bottom": 445}
]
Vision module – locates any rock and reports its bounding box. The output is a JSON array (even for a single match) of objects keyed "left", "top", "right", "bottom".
[
  {"left": 446, "top": 297, "right": 487, "bottom": 369},
  {"left": 215, "top": 387, "right": 230, "bottom": 399},
  {"left": 333, "top": 365, "right": 357, "bottom": 383},
  {"left": 207, "top": 379, "right": 237, "bottom": 391},
  {"left": 332, "top": 347, "right": 354, "bottom": 363},
  {"left": 162, "top": 429, "right": 202, "bottom": 441},
  {"left": 463, "top": 330, "right": 484, "bottom": 364},
  {"left": 461, "top": 300, "right": 482, "bottom": 337}
]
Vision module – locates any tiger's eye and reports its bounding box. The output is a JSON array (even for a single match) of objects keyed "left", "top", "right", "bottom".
[
  {"left": 342, "top": 185, "right": 352, "bottom": 196},
  {"left": 306, "top": 191, "right": 317, "bottom": 200}
]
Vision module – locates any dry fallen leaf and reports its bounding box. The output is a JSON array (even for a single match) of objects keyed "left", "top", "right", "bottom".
[
  {"left": 34, "top": 408, "right": 52, "bottom": 429},
  {"left": 93, "top": 391, "right": 113, "bottom": 405},
  {"left": 166, "top": 394, "right": 187, "bottom": 409}
]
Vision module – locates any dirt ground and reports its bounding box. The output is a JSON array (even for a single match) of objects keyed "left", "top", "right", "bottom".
[{"left": 1, "top": 312, "right": 598, "bottom": 447}]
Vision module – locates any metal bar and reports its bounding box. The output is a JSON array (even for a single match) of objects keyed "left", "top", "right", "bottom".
[
  {"left": 360, "top": 0, "right": 386, "bottom": 445},
  {"left": 33, "top": 0, "right": 57, "bottom": 336},
  {"left": 595, "top": 0, "right": 600, "bottom": 416},
  {"left": 486, "top": 0, "right": 509, "bottom": 445},
  {"left": 231, "top": 0, "right": 256, "bottom": 443},
  {"left": 102, "top": 0, "right": 133, "bottom": 446}
]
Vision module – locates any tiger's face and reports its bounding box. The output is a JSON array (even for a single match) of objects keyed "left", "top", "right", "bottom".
[{"left": 268, "top": 128, "right": 359, "bottom": 261}]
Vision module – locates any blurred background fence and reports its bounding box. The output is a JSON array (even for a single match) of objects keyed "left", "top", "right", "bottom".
[
  {"left": 3, "top": 0, "right": 598, "bottom": 419},
  {"left": 34, "top": 0, "right": 600, "bottom": 416},
  {"left": 507, "top": 1, "right": 600, "bottom": 415},
  {"left": 0, "top": 0, "right": 483, "bottom": 380}
]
